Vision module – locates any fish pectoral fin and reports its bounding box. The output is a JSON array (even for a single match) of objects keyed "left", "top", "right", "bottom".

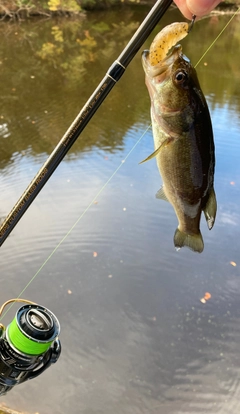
[
  {"left": 174, "top": 228, "right": 204, "bottom": 253},
  {"left": 139, "top": 137, "right": 172, "bottom": 164},
  {"left": 156, "top": 186, "right": 169, "bottom": 202},
  {"left": 203, "top": 188, "right": 217, "bottom": 230},
  {"left": 139, "top": 146, "right": 162, "bottom": 164}
]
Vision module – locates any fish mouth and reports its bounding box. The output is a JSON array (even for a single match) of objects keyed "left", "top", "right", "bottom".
[{"left": 142, "top": 44, "right": 184, "bottom": 80}]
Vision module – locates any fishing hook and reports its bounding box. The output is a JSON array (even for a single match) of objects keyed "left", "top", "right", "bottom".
[{"left": 188, "top": 14, "right": 196, "bottom": 33}]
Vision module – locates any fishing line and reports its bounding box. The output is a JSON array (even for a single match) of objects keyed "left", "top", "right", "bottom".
[
  {"left": 194, "top": 7, "right": 240, "bottom": 68},
  {"left": 1, "top": 125, "right": 152, "bottom": 321}
]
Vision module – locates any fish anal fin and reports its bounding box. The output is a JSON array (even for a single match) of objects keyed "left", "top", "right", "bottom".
[
  {"left": 203, "top": 188, "right": 217, "bottom": 230},
  {"left": 174, "top": 228, "right": 204, "bottom": 253},
  {"left": 156, "top": 186, "right": 169, "bottom": 202},
  {"left": 139, "top": 137, "right": 172, "bottom": 164}
]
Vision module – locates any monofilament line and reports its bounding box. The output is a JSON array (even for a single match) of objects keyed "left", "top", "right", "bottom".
[
  {"left": 1, "top": 125, "right": 151, "bottom": 320},
  {"left": 194, "top": 7, "right": 240, "bottom": 68}
]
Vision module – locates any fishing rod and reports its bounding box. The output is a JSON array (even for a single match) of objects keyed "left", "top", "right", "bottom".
[{"left": 0, "top": 0, "right": 173, "bottom": 246}]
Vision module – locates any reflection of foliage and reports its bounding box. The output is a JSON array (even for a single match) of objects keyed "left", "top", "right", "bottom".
[
  {"left": 185, "top": 14, "right": 240, "bottom": 111},
  {"left": 36, "top": 26, "right": 64, "bottom": 62},
  {"left": 52, "top": 25, "right": 64, "bottom": 42},
  {"left": 36, "top": 24, "right": 98, "bottom": 72},
  {"left": 36, "top": 42, "right": 63, "bottom": 61},
  {"left": 0, "top": 7, "right": 145, "bottom": 165},
  {"left": 0, "top": 9, "right": 239, "bottom": 167},
  {"left": 35, "top": 17, "right": 139, "bottom": 80},
  {"left": 76, "top": 30, "right": 96, "bottom": 48}
]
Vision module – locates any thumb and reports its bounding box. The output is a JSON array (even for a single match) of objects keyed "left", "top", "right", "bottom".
[{"left": 186, "top": 0, "right": 222, "bottom": 16}]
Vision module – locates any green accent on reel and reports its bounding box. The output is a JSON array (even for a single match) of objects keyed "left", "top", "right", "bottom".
[{"left": 8, "top": 317, "right": 53, "bottom": 355}]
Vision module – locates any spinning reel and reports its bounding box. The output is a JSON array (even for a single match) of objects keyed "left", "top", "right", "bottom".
[{"left": 0, "top": 299, "right": 61, "bottom": 396}]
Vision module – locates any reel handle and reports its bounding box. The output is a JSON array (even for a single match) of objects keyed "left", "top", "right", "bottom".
[{"left": 22, "top": 339, "right": 61, "bottom": 383}]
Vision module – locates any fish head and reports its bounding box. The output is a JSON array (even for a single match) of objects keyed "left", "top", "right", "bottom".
[{"left": 142, "top": 45, "right": 199, "bottom": 113}]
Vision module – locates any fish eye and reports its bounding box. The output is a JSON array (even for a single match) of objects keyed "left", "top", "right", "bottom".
[{"left": 174, "top": 70, "right": 188, "bottom": 84}]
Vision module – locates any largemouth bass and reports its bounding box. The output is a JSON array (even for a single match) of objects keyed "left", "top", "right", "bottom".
[{"left": 141, "top": 26, "right": 217, "bottom": 253}]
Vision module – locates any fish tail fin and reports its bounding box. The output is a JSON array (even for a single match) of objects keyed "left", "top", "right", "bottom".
[{"left": 174, "top": 228, "right": 204, "bottom": 253}]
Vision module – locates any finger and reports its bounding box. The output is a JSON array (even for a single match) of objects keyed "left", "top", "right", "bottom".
[{"left": 173, "top": 0, "right": 193, "bottom": 19}]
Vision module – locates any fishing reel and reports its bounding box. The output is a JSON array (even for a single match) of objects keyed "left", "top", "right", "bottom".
[{"left": 0, "top": 299, "right": 61, "bottom": 396}]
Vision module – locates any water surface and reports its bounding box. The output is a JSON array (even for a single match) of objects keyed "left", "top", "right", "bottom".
[{"left": 0, "top": 6, "right": 240, "bottom": 414}]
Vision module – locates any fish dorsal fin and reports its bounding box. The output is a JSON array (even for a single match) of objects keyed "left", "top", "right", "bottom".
[
  {"left": 139, "top": 137, "right": 172, "bottom": 164},
  {"left": 203, "top": 188, "right": 217, "bottom": 230},
  {"left": 156, "top": 186, "right": 169, "bottom": 202}
]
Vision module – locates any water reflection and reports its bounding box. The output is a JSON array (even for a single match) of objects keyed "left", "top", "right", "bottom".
[{"left": 0, "top": 6, "right": 240, "bottom": 414}]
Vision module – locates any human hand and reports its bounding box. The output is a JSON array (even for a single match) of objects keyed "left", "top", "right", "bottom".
[{"left": 174, "top": 0, "right": 222, "bottom": 20}]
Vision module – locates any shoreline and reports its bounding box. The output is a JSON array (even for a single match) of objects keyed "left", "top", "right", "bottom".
[
  {"left": 0, "top": 407, "right": 26, "bottom": 414},
  {"left": 0, "top": 1, "right": 239, "bottom": 20}
]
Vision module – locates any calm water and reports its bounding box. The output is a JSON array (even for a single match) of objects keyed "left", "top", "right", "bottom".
[{"left": 0, "top": 5, "right": 240, "bottom": 414}]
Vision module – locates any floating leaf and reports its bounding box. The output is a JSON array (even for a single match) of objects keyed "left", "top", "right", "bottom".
[{"left": 204, "top": 292, "right": 212, "bottom": 300}]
